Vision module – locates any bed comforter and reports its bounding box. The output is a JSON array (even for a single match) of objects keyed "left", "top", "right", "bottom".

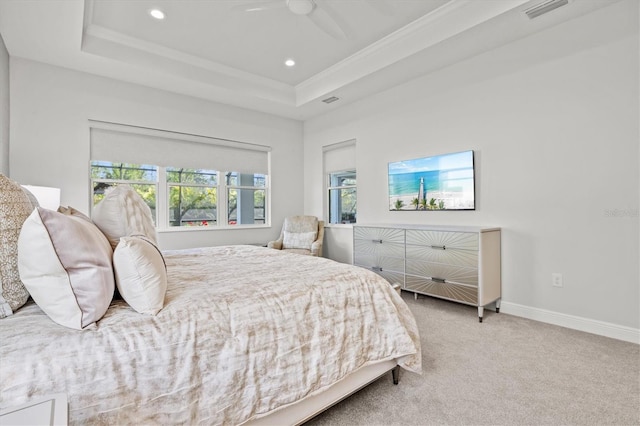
[{"left": 0, "top": 245, "right": 421, "bottom": 425}]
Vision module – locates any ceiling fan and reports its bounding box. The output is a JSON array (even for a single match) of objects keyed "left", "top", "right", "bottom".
[{"left": 234, "top": 0, "right": 349, "bottom": 40}]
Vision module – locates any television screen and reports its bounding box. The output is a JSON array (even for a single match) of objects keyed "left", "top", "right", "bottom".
[{"left": 388, "top": 150, "right": 475, "bottom": 211}]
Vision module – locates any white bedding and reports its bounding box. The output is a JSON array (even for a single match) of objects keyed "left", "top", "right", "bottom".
[{"left": 0, "top": 245, "right": 421, "bottom": 425}]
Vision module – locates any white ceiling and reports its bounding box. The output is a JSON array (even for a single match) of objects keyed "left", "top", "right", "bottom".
[{"left": 0, "top": 0, "right": 620, "bottom": 120}]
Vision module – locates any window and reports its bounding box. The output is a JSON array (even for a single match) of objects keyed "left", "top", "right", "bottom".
[
  {"left": 89, "top": 122, "right": 270, "bottom": 230},
  {"left": 323, "top": 140, "right": 356, "bottom": 225},
  {"left": 167, "top": 168, "right": 218, "bottom": 227},
  {"left": 226, "top": 172, "right": 267, "bottom": 225},
  {"left": 328, "top": 170, "right": 356, "bottom": 224}
]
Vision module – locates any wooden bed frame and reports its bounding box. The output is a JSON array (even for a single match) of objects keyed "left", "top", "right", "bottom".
[{"left": 247, "top": 359, "right": 400, "bottom": 425}]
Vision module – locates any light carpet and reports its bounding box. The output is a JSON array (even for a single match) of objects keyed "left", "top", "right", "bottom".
[{"left": 307, "top": 292, "right": 640, "bottom": 426}]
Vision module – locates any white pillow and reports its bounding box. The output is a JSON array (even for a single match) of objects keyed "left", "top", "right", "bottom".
[
  {"left": 92, "top": 185, "right": 157, "bottom": 250},
  {"left": 18, "top": 207, "right": 114, "bottom": 330},
  {"left": 113, "top": 235, "right": 167, "bottom": 315},
  {"left": 283, "top": 231, "right": 318, "bottom": 250}
]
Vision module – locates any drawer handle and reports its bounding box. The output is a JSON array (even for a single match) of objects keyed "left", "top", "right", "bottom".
[
  {"left": 432, "top": 277, "right": 446, "bottom": 283},
  {"left": 372, "top": 239, "right": 383, "bottom": 244},
  {"left": 431, "top": 244, "right": 446, "bottom": 250},
  {"left": 372, "top": 266, "right": 383, "bottom": 272}
]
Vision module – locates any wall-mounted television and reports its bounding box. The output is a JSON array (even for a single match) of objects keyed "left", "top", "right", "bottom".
[{"left": 388, "top": 150, "right": 475, "bottom": 211}]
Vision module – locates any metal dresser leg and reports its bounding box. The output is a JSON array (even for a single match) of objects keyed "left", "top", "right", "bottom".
[{"left": 392, "top": 365, "right": 400, "bottom": 385}]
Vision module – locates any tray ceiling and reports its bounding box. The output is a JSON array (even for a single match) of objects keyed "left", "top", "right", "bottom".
[{"left": 0, "top": 0, "right": 620, "bottom": 119}]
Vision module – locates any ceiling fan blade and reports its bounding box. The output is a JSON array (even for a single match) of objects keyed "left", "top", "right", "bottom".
[
  {"left": 308, "top": 6, "right": 348, "bottom": 40},
  {"left": 230, "top": 0, "right": 284, "bottom": 13}
]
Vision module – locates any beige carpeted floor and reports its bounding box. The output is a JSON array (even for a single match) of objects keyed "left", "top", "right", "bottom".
[{"left": 307, "top": 292, "right": 640, "bottom": 426}]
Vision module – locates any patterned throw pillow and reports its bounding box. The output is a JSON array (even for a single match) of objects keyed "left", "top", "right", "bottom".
[
  {"left": 0, "top": 174, "right": 34, "bottom": 318},
  {"left": 21, "top": 186, "right": 40, "bottom": 211}
]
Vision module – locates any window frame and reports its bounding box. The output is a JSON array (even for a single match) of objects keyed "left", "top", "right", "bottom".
[
  {"left": 90, "top": 163, "right": 270, "bottom": 232},
  {"left": 89, "top": 120, "right": 272, "bottom": 232},
  {"left": 326, "top": 169, "right": 357, "bottom": 225},
  {"left": 165, "top": 167, "right": 220, "bottom": 228},
  {"left": 225, "top": 172, "right": 268, "bottom": 226},
  {"left": 323, "top": 139, "right": 357, "bottom": 227}
]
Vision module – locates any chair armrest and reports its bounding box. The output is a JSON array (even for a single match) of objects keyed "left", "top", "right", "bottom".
[
  {"left": 311, "top": 221, "right": 324, "bottom": 257},
  {"left": 268, "top": 240, "right": 282, "bottom": 250},
  {"left": 310, "top": 241, "right": 322, "bottom": 257}
]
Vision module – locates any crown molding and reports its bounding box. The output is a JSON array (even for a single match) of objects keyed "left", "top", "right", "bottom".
[
  {"left": 82, "top": 0, "right": 295, "bottom": 106},
  {"left": 294, "top": 0, "right": 530, "bottom": 106}
]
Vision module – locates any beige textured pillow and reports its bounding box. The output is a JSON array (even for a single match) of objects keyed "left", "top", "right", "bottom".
[
  {"left": 92, "top": 185, "right": 157, "bottom": 250},
  {"left": 21, "top": 186, "right": 40, "bottom": 211},
  {"left": 113, "top": 235, "right": 167, "bottom": 315},
  {"left": 0, "top": 174, "right": 34, "bottom": 318},
  {"left": 18, "top": 207, "right": 115, "bottom": 330}
]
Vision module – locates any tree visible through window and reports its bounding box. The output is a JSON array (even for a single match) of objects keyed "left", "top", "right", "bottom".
[
  {"left": 167, "top": 168, "right": 218, "bottom": 227},
  {"left": 90, "top": 161, "right": 268, "bottom": 228},
  {"left": 328, "top": 171, "right": 356, "bottom": 224}
]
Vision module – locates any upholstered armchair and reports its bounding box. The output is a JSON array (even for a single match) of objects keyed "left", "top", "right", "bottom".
[{"left": 267, "top": 215, "right": 324, "bottom": 257}]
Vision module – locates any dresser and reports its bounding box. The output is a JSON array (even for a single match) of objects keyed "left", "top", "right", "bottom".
[{"left": 353, "top": 224, "right": 501, "bottom": 322}]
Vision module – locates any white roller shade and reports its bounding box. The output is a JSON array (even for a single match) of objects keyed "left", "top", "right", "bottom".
[
  {"left": 323, "top": 140, "right": 356, "bottom": 173},
  {"left": 90, "top": 124, "right": 270, "bottom": 174}
]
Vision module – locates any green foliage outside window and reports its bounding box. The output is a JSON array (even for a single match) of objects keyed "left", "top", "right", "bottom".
[
  {"left": 91, "top": 162, "right": 268, "bottom": 228},
  {"left": 167, "top": 167, "right": 218, "bottom": 227},
  {"left": 91, "top": 162, "right": 157, "bottom": 221}
]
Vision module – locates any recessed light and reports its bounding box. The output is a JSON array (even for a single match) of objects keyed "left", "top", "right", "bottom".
[
  {"left": 149, "top": 9, "right": 165, "bottom": 20},
  {"left": 284, "top": 59, "right": 296, "bottom": 67}
]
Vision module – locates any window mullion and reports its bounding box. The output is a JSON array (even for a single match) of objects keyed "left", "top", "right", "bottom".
[
  {"left": 157, "top": 167, "right": 167, "bottom": 229},
  {"left": 218, "top": 171, "right": 227, "bottom": 227}
]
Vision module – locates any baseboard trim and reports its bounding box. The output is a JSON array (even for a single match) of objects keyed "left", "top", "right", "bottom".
[{"left": 500, "top": 302, "right": 640, "bottom": 344}]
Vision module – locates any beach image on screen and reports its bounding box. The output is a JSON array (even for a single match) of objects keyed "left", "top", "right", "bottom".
[{"left": 388, "top": 150, "right": 475, "bottom": 211}]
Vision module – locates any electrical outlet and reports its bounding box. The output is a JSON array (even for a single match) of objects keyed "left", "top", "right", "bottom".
[{"left": 552, "top": 273, "right": 563, "bottom": 288}]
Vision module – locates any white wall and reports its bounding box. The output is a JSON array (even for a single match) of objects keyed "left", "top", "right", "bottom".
[
  {"left": 0, "top": 33, "right": 8, "bottom": 175},
  {"left": 9, "top": 58, "right": 304, "bottom": 249},
  {"left": 304, "top": 1, "right": 639, "bottom": 332}
]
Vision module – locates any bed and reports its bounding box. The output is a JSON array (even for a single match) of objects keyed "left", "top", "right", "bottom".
[{"left": 0, "top": 244, "right": 421, "bottom": 425}]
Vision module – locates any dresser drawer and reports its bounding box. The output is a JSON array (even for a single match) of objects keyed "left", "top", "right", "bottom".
[
  {"left": 405, "top": 259, "right": 478, "bottom": 286},
  {"left": 355, "top": 266, "right": 404, "bottom": 287},
  {"left": 405, "top": 276, "right": 478, "bottom": 305},
  {"left": 405, "top": 244, "right": 478, "bottom": 267},
  {"left": 354, "top": 253, "right": 404, "bottom": 273},
  {"left": 406, "top": 229, "right": 478, "bottom": 251},
  {"left": 354, "top": 237, "right": 405, "bottom": 259},
  {"left": 354, "top": 227, "right": 405, "bottom": 244}
]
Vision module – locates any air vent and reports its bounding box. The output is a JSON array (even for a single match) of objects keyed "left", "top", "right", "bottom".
[
  {"left": 322, "top": 96, "right": 340, "bottom": 104},
  {"left": 524, "top": 0, "right": 569, "bottom": 19}
]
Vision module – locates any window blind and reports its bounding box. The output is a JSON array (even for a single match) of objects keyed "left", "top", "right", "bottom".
[
  {"left": 323, "top": 140, "right": 356, "bottom": 173},
  {"left": 90, "top": 123, "right": 270, "bottom": 174}
]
